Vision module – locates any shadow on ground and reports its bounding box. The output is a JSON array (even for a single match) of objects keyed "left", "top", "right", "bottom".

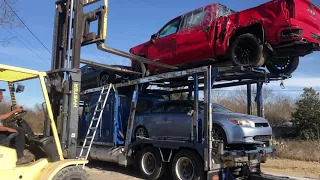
[{"left": 86, "top": 160, "right": 173, "bottom": 180}]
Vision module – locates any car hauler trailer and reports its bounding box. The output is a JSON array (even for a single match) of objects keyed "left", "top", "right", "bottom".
[{"left": 76, "top": 65, "right": 291, "bottom": 180}]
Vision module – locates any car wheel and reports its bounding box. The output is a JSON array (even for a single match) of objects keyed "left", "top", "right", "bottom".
[
  {"left": 135, "top": 126, "right": 149, "bottom": 139},
  {"left": 171, "top": 150, "right": 205, "bottom": 180},
  {"left": 99, "top": 73, "right": 111, "bottom": 87},
  {"left": 138, "top": 146, "right": 166, "bottom": 180},
  {"left": 266, "top": 56, "right": 299, "bottom": 74},
  {"left": 230, "top": 33, "right": 266, "bottom": 67},
  {"left": 212, "top": 125, "right": 227, "bottom": 146}
]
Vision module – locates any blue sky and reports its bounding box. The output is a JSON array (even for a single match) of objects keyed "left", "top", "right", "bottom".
[{"left": 0, "top": 0, "right": 320, "bottom": 107}]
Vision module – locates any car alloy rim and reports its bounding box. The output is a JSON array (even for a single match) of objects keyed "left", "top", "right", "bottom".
[
  {"left": 212, "top": 127, "right": 223, "bottom": 141},
  {"left": 234, "top": 40, "right": 255, "bottom": 65},
  {"left": 136, "top": 128, "right": 147, "bottom": 138},
  {"left": 175, "top": 157, "right": 194, "bottom": 180},
  {"left": 100, "top": 74, "right": 109, "bottom": 86},
  {"left": 141, "top": 152, "right": 156, "bottom": 175}
]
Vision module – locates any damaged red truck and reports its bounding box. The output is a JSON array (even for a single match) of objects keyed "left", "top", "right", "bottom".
[{"left": 130, "top": 0, "right": 320, "bottom": 76}]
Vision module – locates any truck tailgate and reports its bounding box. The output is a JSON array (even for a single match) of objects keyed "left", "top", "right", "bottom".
[{"left": 294, "top": 0, "right": 320, "bottom": 31}]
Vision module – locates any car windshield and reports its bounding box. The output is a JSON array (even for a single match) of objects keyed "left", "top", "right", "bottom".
[{"left": 199, "top": 102, "right": 233, "bottom": 113}]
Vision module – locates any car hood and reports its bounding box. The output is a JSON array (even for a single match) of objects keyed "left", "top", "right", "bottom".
[{"left": 211, "top": 112, "right": 269, "bottom": 123}]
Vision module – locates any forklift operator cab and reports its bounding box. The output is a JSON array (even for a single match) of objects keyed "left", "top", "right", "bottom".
[{"left": 0, "top": 64, "right": 89, "bottom": 180}]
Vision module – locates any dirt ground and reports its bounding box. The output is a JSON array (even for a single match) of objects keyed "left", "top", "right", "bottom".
[
  {"left": 85, "top": 159, "right": 320, "bottom": 180},
  {"left": 261, "top": 159, "right": 320, "bottom": 179}
]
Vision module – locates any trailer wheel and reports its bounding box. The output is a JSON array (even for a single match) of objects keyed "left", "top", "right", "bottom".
[
  {"left": 138, "top": 146, "right": 166, "bottom": 180},
  {"left": 52, "top": 166, "right": 90, "bottom": 180},
  {"left": 172, "top": 150, "right": 205, "bottom": 180}
]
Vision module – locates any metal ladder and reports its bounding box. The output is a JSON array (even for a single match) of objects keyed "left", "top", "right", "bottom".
[{"left": 78, "top": 84, "right": 112, "bottom": 161}]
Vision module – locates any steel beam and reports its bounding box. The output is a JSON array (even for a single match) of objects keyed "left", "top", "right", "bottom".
[
  {"left": 256, "top": 82, "right": 264, "bottom": 118},
  {"left": 192, "top": 74, "right": 199, "bottom": 144},
  {"left": 204, "top": 66, "right": 213, "bottom": 171},
  {"left": 97, "top": 43, "right": 178, "bottom": 69},
  {"left": 247, "top": 84, "right": 252, "bottom": 115},
  {"left": 115, "top": 66, "right": 208, "bottom": 88},
  {"left": 124, "top": 85, "right": 139, "bottom": 155},
  {"left": 80, "top": 58, "right": 141, "bottom": 74}
]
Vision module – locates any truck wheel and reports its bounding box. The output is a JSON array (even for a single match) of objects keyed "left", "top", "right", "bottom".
[
  {"left": 266, "top": 56, "right": 299, "bottom": 74},
  {"left": 172, "top": 150, "right": 205, "bottom": 180},
  {"left": 52, "top": 166, "right": 90, "bottom": 180},
  {"left": 133, "top": 62, "right": 149, "bottom": 91},
  {"left": 230, "top": 33, "right": 265, "bottom": 67},
  {"left": 138, "top": 146, "right": 166, "bottom": 180}
]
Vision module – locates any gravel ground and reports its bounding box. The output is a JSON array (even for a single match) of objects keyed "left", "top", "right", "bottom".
[{"left": 85, "top": 160, "right": 318, "bottom": 180}]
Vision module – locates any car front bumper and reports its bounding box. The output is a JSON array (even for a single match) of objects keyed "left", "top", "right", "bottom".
[{"left": 227, "top": 125, "right": 272, "bottom": 145}]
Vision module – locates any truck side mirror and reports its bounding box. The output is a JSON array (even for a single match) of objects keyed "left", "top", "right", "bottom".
[
  {"left": 150, "top": 34, "right": 156, "bottom": 43},
  {"left": 15, "top": 84, "right": 25, "bottom": 93}
]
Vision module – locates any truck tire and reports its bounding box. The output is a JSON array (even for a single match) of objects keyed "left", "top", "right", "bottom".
[
  {"left": 229, "top": 33, "right": 266, "bottom": 67},
  {"left": 171, "top": 150, "right": 205, "bottom": 180},
  {"left": 133, "top": 61, "right": 149, "bottom": 91},
  {"left": 266, "top": 56, "right": 299, "bottom": 74},
  {"left": 138, "top": 146, "right": 166, "bottom": 180},
  {"left": 52, "top": 166, "right": 90, "bottom": 180}
]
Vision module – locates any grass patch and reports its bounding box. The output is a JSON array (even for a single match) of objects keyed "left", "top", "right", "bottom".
[{"left": 271, "top": 139, "right": 320, "bottom": 162}]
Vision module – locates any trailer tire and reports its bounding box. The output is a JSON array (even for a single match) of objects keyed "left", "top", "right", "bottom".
[
  {"left": 138, "top": 146, "right": 166, "bottom": 180},
  {"left": 52, "top": 166, "right": 90, "bottom": 180},
  {"left": 172, "top": 150, "right": 205, "bottom": 180}
]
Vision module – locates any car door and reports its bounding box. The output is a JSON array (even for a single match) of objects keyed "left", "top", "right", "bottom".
[
  {"left": 148, "top": 17, "right": 181, "bottom": 69},
  {"left": 176, "top": 6, "right": 213, "bottom": 63},
  {"left": 142, "top": 103, "right": 167, "bottom": 138},
  {"left": 164, "top": 102, "right": 193, "bottom": 139}
]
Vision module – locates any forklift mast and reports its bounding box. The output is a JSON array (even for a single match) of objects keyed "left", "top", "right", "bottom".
[{"left": 48, "top": 0, "right": 108, "bottom": 158}]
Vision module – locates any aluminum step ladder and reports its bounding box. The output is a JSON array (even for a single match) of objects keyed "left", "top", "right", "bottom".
[{"left": 78, "top": 84, "right": 112, "bottom": 161}]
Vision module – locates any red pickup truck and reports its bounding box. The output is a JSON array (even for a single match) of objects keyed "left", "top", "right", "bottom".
[{"left": 130, "top": 0, "right": 320, "bottom": 76}]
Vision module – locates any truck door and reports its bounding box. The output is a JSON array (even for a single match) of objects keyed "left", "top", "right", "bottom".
[
  {"left": 148, "top": 17, "right": 181, "bottom": 70},
  {"left": 176, "top": 6, "right": 213, "bottom": 63}
]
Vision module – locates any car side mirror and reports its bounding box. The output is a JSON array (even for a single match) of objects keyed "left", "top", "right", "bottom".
[
  {"left": 187, "top": 109, "right": 194, "bottom": 116},
  {"left": 150, "top": 34, "right": 156, "bottom": 43}
]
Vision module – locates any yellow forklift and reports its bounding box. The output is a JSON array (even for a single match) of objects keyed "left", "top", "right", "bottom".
[{"left": 0, "top": 63, "right": 89, "bottom": 180}]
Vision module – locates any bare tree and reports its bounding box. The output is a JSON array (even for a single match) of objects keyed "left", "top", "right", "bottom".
[{"left": 0, "top": 0, "right": 23, "bottom": 46}]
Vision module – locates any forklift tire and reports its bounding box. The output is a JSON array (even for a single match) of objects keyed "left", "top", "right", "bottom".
[
  {"left": 52, "top": 166, "right": 90, "bottom": 180},
  {"left": 171, "top": 150, "right": 205, "bottom": 180},
  {"left": 138, "top": 146, "right": 166, "bottom": 180}
]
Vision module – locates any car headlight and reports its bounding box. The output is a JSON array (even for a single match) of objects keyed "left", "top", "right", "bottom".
[{"left": 229, "top": 118, "right": 253, "bottom": 127}]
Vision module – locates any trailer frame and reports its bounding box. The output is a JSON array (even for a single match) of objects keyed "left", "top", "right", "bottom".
[{"left": 79, "top": 65, "right": 290, "bottom": 179}]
